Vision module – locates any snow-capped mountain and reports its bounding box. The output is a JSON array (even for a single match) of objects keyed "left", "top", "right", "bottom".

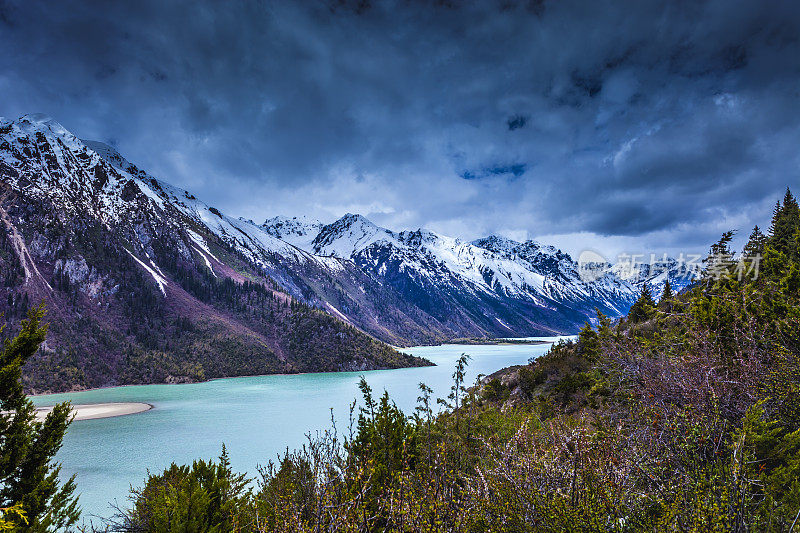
[
  {"left": 471, "top": 236, "right": 636, "bottom": 312},
  {"left": 0, "top": 114, "right": 427, "bottom": 392},
  {"left": 611, "top": 255, "right": 700, "bottom": 298},
  {"left": 0, "top": 114, "right": 697, "bottom": 392},
  {"left": 262, "top": 215, "right": 324, "bottom": 250},
  {"left": 265, "top": 213, "right": 640, "bottom": 320}
]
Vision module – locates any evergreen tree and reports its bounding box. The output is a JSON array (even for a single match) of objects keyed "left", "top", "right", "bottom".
[
  {"left": 628, "top": 284, "right": 656, "bottom": 323},
  {"left": 595, "top": 309, "right": 614, "bottom": 342},
  {"left": 437, "top": 353, "right": 470, "bottom": 436},
  {"left": 0, "top": 305, "right": 79, "bottom": 531},
  {"left": 347, "top": 377, "right": 417, "bottom": 526},
  {"left": 659, "top": 280, "right": 673, "bottom": 302},
  {"left": 658, "top": 280, "right": 674, "bottom": 312},
  {"left": 768, "top": 188, "right": 800, "bottom": 259},
  {"left": 116, "top": 446, "right": 249, "bottom": 531},
  {"left": 578, "top": 322, "right": 601, "bottom": 360},
  {"left": 703, "top": 230, "right": 736, "bottom": 283},
  {"left": 414, "top": 383, "right": 434, "bottom": 468},
  {"left": 743, "top": 225, "right": 767, "bottom": 258}
]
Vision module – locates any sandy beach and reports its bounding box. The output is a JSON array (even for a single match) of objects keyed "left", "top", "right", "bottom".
[{"left": 34, "top": 402, "right": 153, "bottom": 422}]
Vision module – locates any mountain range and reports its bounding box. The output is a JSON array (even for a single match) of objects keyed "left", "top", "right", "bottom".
[{"left": 0, "top": 114, "right": 697, "bottom": 392}]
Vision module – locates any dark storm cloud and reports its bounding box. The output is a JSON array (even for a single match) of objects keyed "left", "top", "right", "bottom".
[
  {"left": 461, "top": 163, "right": 527, "bottom": 181},
  {"left": 1, "top": 0, "right": 799, "bottom": 256},
  {"left": 506, "top": 115, "right": 528, "bottom": 131}
]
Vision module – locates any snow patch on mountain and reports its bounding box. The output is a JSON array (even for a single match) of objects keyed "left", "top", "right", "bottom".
[
  {"left": 611, "top": 256, "right": 700, "bottom": 298},
  {"left": 312, "top": 214, "right": 401, "bottom": 258},
  {"left": 262, "top": 215, "right": 324, "bottom": 250},
  {"left": 126, "top": 250, "right": 168, "bottom": 296},
  {"left": 187, "top": 230, "right": 220, "bottom": 263}
]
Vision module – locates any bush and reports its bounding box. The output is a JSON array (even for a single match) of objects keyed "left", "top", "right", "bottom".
[
  {"left": 518, "top": 365, "right": 546, "bottom": 395},
  {"left": 111, "top": 446, "right": 251, "bottom": 532},
  {"left": 482, "top": 377, "right": 508, "bottom": 402}
]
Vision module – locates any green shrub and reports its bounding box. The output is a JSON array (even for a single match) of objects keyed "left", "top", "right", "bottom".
[{"left": 114, "top": 446, "right": 251, "bottom": 532}]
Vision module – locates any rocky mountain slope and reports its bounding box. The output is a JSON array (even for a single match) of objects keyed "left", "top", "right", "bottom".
[
  {"left": 263, "top": 216, "right": 696, "bottom": 338},
  {"left": 610, "top": 255, "right": 699, "bottom": 296},
  {"left": 0, "top": 114, "right": 428, "bottom": 392}
]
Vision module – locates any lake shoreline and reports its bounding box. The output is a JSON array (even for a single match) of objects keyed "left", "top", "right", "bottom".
[
  {"left": 34, "top": 402, "right": 153, "bottom": 421},
  {"left": 31, "top": 338, "right": 557, "bottom": 399},
  {"left": 442, "top": 338, "right": 552, "bottom": 346}
]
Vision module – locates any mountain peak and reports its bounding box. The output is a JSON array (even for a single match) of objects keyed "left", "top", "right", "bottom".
[
  {"left": 262, "top": 215, "right": 324, "bottom": 250},
  {"left": 312, "top": 213, "right": 395, "bottom": 258},
  {"left": 263, "top": 214, "right": 322, "bottom": 229},
  {"left": 0, "top": 113, "right": 74, "bottom": 141},
  {"left": 12, "top": 114, "right": 74, "bottom": 139},
  {"left": 323, "top": 213, "right": 384, "bottom": 235},
  {"left": 471, "top": 235, "right": 562, "bottom": 260},
  {"left": 338, "top": 213, "right": 374, "bottom": 226},
  {"left": 472, "top": 235, "right": 523, "bottom": 253},
  {"left": 20, "top": 112, "right": 55, "bottom": 124}
]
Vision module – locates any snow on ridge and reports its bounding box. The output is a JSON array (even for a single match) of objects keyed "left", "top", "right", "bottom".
[
  {"left": 262, "top": 215, "right": 324, "bottom": 250},
  {"left": 304, "top": 214, "right": 618, "bottom": 305},
  {"left": 38, "top": 123, "right": 312, "bottom": 274},
  {"left": 610, "top": 256, "right": 699, "bottom": 298},
  {"left": 193, "top": 246, "right": 217, "bottom": 277},
  {"left": 82, "top": 137, "right": 344, "bottom": 274},
  {"left": 126, "top": 250, "right": 168, "bottom": 296},
  {"left": 1, "top": 118, "right": 139, "bottom": 222},
  {"left": 81, "top": 139, "right": 170, "bottom": 210},
  {"left": 312, "top": 214, "right": 401, "bottom": 258},
  {"left": 15, "top": 114, "right": 84, "bottom": 153}
]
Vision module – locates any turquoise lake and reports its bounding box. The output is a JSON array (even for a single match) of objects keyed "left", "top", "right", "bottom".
[{"left": 32, "top": 338, "right": 570, "bottom": 523}]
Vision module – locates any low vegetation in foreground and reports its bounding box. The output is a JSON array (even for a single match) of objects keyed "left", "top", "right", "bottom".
[{"left": 2, "top": 189, "right": 800, "bottom": 532}]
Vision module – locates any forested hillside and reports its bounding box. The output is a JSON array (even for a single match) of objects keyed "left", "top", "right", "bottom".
[{"left": 106, "top": 189, "right": 800, "bottom": 531}]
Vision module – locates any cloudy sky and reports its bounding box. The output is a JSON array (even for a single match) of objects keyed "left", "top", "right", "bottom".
[{"left": 1, "top": 0, "right": 798, "bottom": 259}]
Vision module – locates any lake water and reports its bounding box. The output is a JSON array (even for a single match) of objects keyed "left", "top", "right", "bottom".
[{"left": 31, "top": 338, "right": 570, "bottom": 522}]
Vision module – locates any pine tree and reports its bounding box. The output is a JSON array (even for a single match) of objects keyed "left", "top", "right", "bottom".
[
  {"left": 658, "top": 280, "right": 674, "bottom": 312},
  {"left": 743, "top": 225, "right": 767, "bottom": 258},
  {"left": 117, "top": 446, "right": 249, "bottom": 531},
  {"left": 769, "top": 189, "right": 800, "bottom": 259},
  {"left": 770, "top": 200, "right": 782, "bottom": 233},
  {"left": 783, "top": 187, "right": 799, "bottom": 213},
  {"left": 596, "top": 309, "right": 614, "bottom": 342},
  {"left": 703, "top": 230, "right": 736, "bottom": 283},
  {"left": 0, "top": 305, "right": 80, "bottom": 531},
  {"left": 628, "top": 284, "right": 656, "bottom": 323},
  {"left": 414, "top": 383, "right": 434, "bottom": 468},
  {"left": 438, "top": 353, "right": 471, "bottom": 436},
  {"left": 659, "top": 280, "right": 673, "bottom": 302},
  {"left": 578, "top": 322, "right": 601, "bottom": 360}
]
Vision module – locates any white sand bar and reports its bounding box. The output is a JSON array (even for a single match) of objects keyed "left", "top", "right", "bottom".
[{"left": 34, "top": 402, "right": 152, "bottom": 422}]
